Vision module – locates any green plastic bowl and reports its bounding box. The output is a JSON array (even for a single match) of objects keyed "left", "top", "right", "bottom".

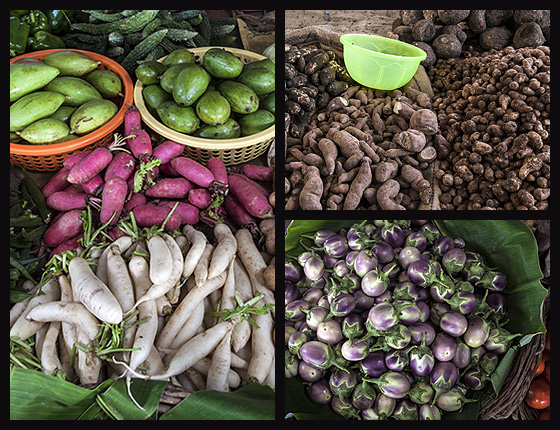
[{"left": 340, "top": 33, "right": 427, "bottom": 90}]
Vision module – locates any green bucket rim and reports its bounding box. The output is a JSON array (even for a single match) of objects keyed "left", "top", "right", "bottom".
[{"left": 340, "top": 33, "right": 427, "bottom": 62}]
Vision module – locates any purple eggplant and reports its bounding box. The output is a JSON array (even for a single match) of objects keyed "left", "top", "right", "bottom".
[
  {"left": 430, "top": 361, "right": 459, "bottom": 402},
  {"left": 393, "top": 399, "right": 418, "bottom": 420},
  {"left": 364, "top": 371, "right": 411, "bottom": 399},
  {"left": 435, "top": 387, "right": 477, "bottom": 412},
  {"left": 360, "top": 351, "right": 388, "bottom": 377},
  {"left": 301, "top": 228, "right": 336, "bottom": 247},
  {"left": 439, "top": 311, "right": 468, "bottom": 337},
  {"left": 354, "top": 249, "right": 378, "bottom": 278},
  {"left": 451, "top": 338, "right": 472, "bottom": 369},
  {"left": 375, "top": 393, "right": 397, "bottom": 419},
  {"left": 407, "top": 259, "right": 434, "bottom": 287},
  {"left": 328, "top": 292, "right": 356, "bottom": 318},
  {"left": 404, "top": 231, "right": 428, "bottom": 252},
  {"left": 297, "top": 251, "right": 313, "bottom": 266},
  {"left": 393, "top": 281, "right": 420, "bottom": 301},
  {"left": 285, "top": 350, "right": 299, "bottom": 378},
  {"left": 303, "top": 254, "right": 325, "bottom": 281},
  {"left": 333, "top": 259, "right": 350, "bottom": 277},
  {"left": 298, "top": 360, "right": 324, "bottom": 382},
  {"left": 342, "top": 314, "right": 365, "bottom": 344},
  {"left": 300, "top": 340, "right": 346, "bottom": 371},
  {"left": 324, "top": 234, "right": 349, "bottom": 258},
  {"left": 341, "top": 339, "right": 370, "bottom": 361},
  {"left": 398, "top": 246, "right": 422, "bottom": 270},
  {"left": 419, "top": 403, "right": 441, "bottom": 420},
  {"left": 419, "top": 223, "right": 441, "bottom": 244},
  {"left": 409, "top": 322, "right": 437, "bottom": 346},
  {"left": 398, "top": 302, "right": 422, "bottom": 325},
  {"left": 406, "top": 381, "right": 435, "bottom": 404},
  {"left": 487, "top": 292, "right": 507, "bottom": 320},
  {"left": 288, "top": 330, "right": 308, "bottom": 357},
  {"left": 316, "top": 319, "right": 343, "bottom": 345},
  {"left": 484, "top": 327, "right": 521, "bottom": 354},
  {"left": 353, "top": 290, "right": 375, "bottom": 311},
  {"left": 301, "top": 287, "right": 323, "bottom": 305},
  {"left": 384, "top": 324, "right": 412, "bottom": 350},
  {"left": 431, "top": 333, "right": 457, "bottom": 362},
  {"left": 442, "top": 247, "right": 467, "bottom": 276},
  {"left": 351, "top": 380, "right": 376, "bottom": 410},
  {"left": 373, "top": 241, "right": 394, "bottom": 264},
  {"left": 462, "top": 253, "right": 486, "bottom": 283},
  {"left": 409, "top": 333, "right": 436, "bottom": 377},
  {"left": 463, "top": 316, "right": 490, "bottom": 348},
  {"left": 381, "top": 223, "right": 405, "bottom": 247},
  {"left": 285, "top": 282, "right": 299, "bottom": 305},
  {"left": 302, "top": 306, "right": 329, "bottom": 331},
  {"left": 385, "top": 348, "right": 409, "bottom": 372},
  {"left": 307, "top": 378, "right": 332, "bottom": 404},
  {"left": 463, "top": 366, "right": 490, "bottom": 391},
  {"left": 361, "top": 268, "right": 389, "bottom": 297},
  {"left": 444, "top": 291, "right": 477, "bottom": 315},
  {"left": 476, "top": 270, "right": 507, "bottom": 292},
  {"left": 329, "top": 368, "right": 358, "bottom": 399},
  {"left": 285, "top": 299, "right": 310, "bottom": 322},
  {"left": 331, "top": 395, "right": 360, "bottom": 419},
  {"left": 367, "top": 302, "right": 399, "bottom": 332},
  {"left": 433, "top": 236, "right": 455, "bottom": 257},
  {"left": 285, "top": 260, "right": 303, "bottom": 283},
  {"left": 480, "top": 351, "right": 500, "bottom": 375}
]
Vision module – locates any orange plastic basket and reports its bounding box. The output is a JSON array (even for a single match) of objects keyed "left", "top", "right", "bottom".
[{"left": 10, "top": 49, "right": 134, "bottom": 171}]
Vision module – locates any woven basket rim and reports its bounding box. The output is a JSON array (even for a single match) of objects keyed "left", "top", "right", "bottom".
[{"left": 134, "top": 46, "right": 274, "bottom": 151}]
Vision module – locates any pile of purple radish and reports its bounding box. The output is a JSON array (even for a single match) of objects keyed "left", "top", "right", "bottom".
[{"left": 285, "top": 220, "right": 519, "bottom": 420}]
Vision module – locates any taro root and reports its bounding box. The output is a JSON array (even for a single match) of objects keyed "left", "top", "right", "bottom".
[
  {"left": 432, "top": 34, "right": 462, "bottom": 59},
  {"left": 437, "top": 10, "right": 470, "bottom": 25},
  {"left": 513, "top": 22, "right": 546, "bottom": 48},
  {"left": 479, "top": 26, "right": 512, "bottom": 51},
  {"left": 413, "top": 42, "right": 436, "bottom": 68},
  {"left": 411, "top": 19, "right": 436, "bottom": 42}
]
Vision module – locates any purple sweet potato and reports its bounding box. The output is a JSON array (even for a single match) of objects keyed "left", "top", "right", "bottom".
[
  {"left": 67, "top": 147, "right": 113, "bottom": 184},
  {"left": 42, "top": 166, "right": 71, "bottom": 198},
  {"left": 46, "top": 190, "right": 88, "bottom": 211},
  {"left": 240, "top": 164, "right": 274, "bottom": 182},
  {"left": 127, "top": 129, "right": 152, "bottom": 160},
  {"left": 145, "top": 177, "right": 193, "bottom": 199},
  {"left": 170, "top": 156, "right": 215, "bottom": 188},
  {"left": 43, "top": 209, "right": 84, "bottom": 248},
  {"left": 152, "top": 140, "right": 185, "bottom": 164},
  {"left": 132, "top": 204, "right": 182, "bottom": 231},
  {"left": 159, "top": 200, "right": 199, "bottom": 225},
  {"left": 124, "top": 192, "right": 146, "bottom": 212},
  {"left": 104, "top": 151, "right": 136, "bottom": 182},
  {"left": 206, "top": 157, "right": 228, "bottom": 186},
  {"left": 187, "top": 188, "right": 212, "bottom": 209},
  {"left": 124, "top": 104, "right": 142, "bottom": 136},
  {"left": 99, "top": 176, "right": 128, "bottom": 224},
  {"left": 228, "top": 173, "right": 274, "bottom": 219},
  {"left": 81, "top": 175, "right": 104, "bottom": 195}
]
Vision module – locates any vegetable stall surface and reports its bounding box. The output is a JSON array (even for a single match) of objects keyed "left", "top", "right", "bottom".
[{"left": 285, "top": 220, "right": 547, "bottom": 420}]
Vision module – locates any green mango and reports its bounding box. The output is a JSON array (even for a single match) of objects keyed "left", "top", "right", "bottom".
[
  {"left": 194, "top": 118, "right": 241, "bottom": 139},
  {"left": 172, "top": 64, "right": 211, "bottom": 106},
  {"left": 49, "top": 105, "right": 76, "bottom": 123},
  {"left": 42, "top": 50, "right": 101, "bottom": 77},
  {"left": 135, "top": 60, "right": 168, "bottom": 85},
  {"left": 10, "top": 91, "right": 66, "bottom": 132},
  {"left": 237, "top": 66, "right": 275, "bottom": 95},
  {"left": 10, "top": 62, "right": 60, "bottom": 102},
  {"left": 159, "top": 63, "right": 190, "bottom": 94},
  {"left": 217, "top": 80, "right": 259, "bottom": 114},
  {"left": 261, "top": 92, "right": 275, "bottom": 115},
  {"left": 238, "top": 109, "right": 275, "bottom": 136},
  {"left": 142, "top": 84, "right": 172, "bottom": 118},
  {"left": 157, "top": 100, "right": 200, "bottom": 134},
  {"left": 203, "top": 48, "right": 243, "bottom": 79},
  {"left": 18, "top": 118, "right": 70, "bottom": 144},
  {"left": 86, "top": 70, "right": 122, "bottom": 98},
  {"left": 162, "top": 48, "right": 196, "bottom": 67},
  {"left": 70, "top": 99, "right": 118, "bottom": 135},
  {"left": 195, "top": 91, "right": 231, "bottom": 126},
  {"left": 45, "top": 76, "right": 102, "bottom": 107},
  {"left": 244, "top": 58, "right": 275, "bottom": 73}
]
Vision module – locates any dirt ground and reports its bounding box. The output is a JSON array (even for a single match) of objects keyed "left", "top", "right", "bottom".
[{"left": 285, "top": 10, "right": 398, "bottom": 36}]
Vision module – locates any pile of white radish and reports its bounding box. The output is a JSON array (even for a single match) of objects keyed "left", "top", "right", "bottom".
[{"left": 9, "top": 221, "right": 275, "bottom": 397}]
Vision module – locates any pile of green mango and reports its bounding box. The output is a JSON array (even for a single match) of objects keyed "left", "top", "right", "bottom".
[
  {"left": 136, "top": 47, "right": 275, "bottom": 139},
  {"left": 10, "top": 50, "right": 122, "bottom": 145}
]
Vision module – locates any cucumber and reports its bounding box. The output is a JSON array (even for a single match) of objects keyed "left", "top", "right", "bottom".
[{"left": 70, "top": 10, "right": 159, "bottom": 35}]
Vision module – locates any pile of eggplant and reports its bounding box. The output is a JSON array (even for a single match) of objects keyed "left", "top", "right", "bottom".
[{"left": 285, "top": 220, "right": 518, "bottom": 420}]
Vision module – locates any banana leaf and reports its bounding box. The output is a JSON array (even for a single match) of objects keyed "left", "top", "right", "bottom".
[
  {"left": 284, "top": 219, "right": 547, "bottom": 420},
  {"left": 10, "top": 368, "right": 274, "bottom": 420}
]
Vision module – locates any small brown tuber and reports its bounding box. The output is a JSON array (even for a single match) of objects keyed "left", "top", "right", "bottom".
[
  {"left": 299, "top": 166, "right": 323, "bottom": 210},
  {"left": 395, "top": 129, "right": 427, "bottom": 153},
  {"left": 377, "top": 179, "right": 406, "bottom": 210},
  {"left": 409, "top": 108, "right": 439, "bottom": 135},
  {"left": 343, "top": 158, "right": 372, "bottom": 210}
]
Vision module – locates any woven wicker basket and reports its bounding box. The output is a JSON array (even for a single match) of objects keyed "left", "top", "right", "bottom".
[
  {"left": 478, "top": 290, "right": 550, "bottom": 420},
  {"left": 134, "top": 47, "right": 274, "bottom": 166},
  {"left": 10, "top": 49, "right": 134, "bottom": 171}
]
